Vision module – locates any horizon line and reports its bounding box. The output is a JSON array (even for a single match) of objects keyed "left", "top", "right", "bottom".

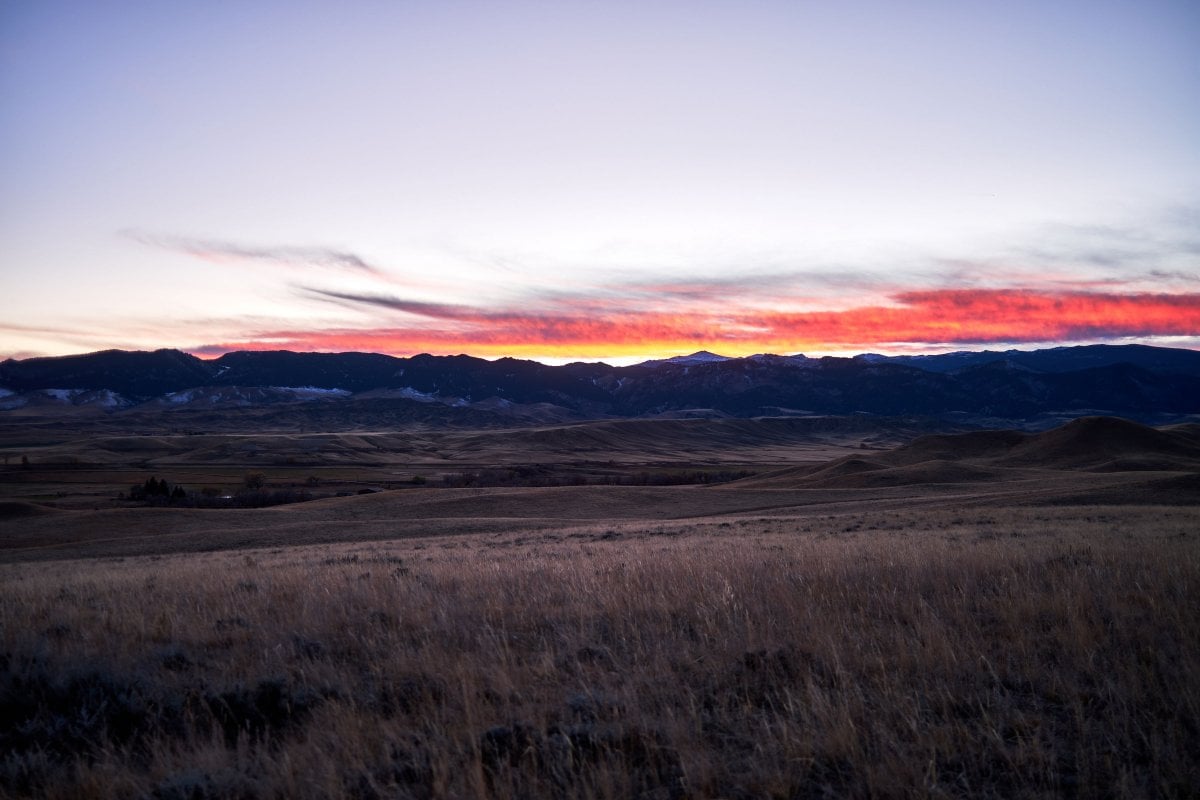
[{"left": 3, "top": 340, "right": 1197, "bottom": 368}]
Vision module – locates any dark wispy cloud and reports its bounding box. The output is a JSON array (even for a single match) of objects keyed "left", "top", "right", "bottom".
[
  {"left": 1148, "top": 269, "right": 1200, "bottom": 282},
  {"left": 299, "top": 288, "right": 486, "bottom": 320},
  {"left": 1005, "top": 212, "right": 1200, "bottom": 275},
  {"left": 122, "top": 230, "right": 382, "bottom": 275}
]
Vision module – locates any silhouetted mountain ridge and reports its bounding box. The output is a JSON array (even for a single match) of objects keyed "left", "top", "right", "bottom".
[
  {"left": 1, "top": 344, "right": 1198, "bottom": 420},
  {"left": 855, "top": 343, "right": 1200, "bottom": 376},
  {"left": 0, "top": 349, "right": 213, "bottom": 396}
]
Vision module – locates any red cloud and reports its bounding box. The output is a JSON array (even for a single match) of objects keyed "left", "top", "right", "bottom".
[
  {"left": 751, "top": 290, "right": 1200, "bottom": 348},
  {"left": 193, "top": 289, "right": 1200, "bottom": 359}
]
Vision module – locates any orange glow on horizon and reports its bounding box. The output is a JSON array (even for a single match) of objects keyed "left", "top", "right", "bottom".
[{"left": 189, "top": 289, "right": 1200, "bottom": 361}]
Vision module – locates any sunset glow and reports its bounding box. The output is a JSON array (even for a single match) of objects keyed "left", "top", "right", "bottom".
[{"left": 186, "top": 289, "right": 1200, "bottom": 362}]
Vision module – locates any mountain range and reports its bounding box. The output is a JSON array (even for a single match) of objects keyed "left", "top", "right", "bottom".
[{"left": 2, "top": 344, "right": 1199, "bottom": 422}]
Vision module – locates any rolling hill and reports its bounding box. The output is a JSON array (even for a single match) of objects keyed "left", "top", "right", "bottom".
[{"left": 736, "top": 416, "right": 1200, "bottom": 489}]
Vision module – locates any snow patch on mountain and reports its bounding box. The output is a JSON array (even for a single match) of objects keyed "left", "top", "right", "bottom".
[
  {"left": 165, "top": 389, "right": 197, "bottom": 404},
  {"left": 88, "top": 389, "right": 130, "bottom": 408},
  {"left": 156, "top": 385, "right": 353, "bottom": 408},
  {"left": 274, "top": 386, "right": 352, "bottom": 398},
  {"left": 355, "top": 387, "right": 440, "bottom": 403},
  {"left": 0, "top": 390, "right": 26, "bottom": 410},
  {"left": 0, "top": 388, "right": 131, "bottom": 410}
]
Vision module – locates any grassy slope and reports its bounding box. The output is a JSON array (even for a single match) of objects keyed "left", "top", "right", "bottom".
[{"left": 1, "top": 508, "right": 1198, "bottom": 798}]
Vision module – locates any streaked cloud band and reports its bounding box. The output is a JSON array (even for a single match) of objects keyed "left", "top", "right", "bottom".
[{"left": 192, "top": 288, "right": 1200, "bottom": 359}]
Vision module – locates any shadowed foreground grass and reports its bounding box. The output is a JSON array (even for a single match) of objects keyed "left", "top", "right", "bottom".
[{"left": 1, "top": 507, "right": 1197, "bottom": 799}]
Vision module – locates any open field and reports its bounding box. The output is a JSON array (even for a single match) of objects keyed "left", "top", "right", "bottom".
[
  {"left": 1, "top": 415, "right": 1198, "bottom": 797},
  {"left": 0, "top": 414, "right": 950, "bottom": 516},
  {"left": 3, "top": 508, "right": 1199, "bottom": 799},
  {"left": 2, "top": 415, "right": 1198, "bottom": 562}
]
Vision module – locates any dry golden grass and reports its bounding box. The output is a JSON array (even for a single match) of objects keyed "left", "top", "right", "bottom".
[{"left": 2, "top": 505, "right": 1197, "bottom": 799}]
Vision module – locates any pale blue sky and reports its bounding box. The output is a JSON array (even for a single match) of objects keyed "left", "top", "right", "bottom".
[{"left": 1, "top": 0, "right": 1197, "bottom": 360}]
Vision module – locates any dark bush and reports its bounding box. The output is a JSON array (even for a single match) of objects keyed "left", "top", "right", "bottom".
[
  {"left": 0, "top": 653, "right": 187, "bottom": 778},
  {"left": 206, "top": 679, "right": 324, "bottom": 748}
]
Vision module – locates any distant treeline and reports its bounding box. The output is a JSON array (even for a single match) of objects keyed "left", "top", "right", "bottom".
[
  {"left": 121, "top": 476, "right": 319, "bottom": 509},
  {"left": 119, "top": 467, "right": 758, "bottom": 509},
  {"left": 125, "top": 477, "right": 186, "bottom": 504}
]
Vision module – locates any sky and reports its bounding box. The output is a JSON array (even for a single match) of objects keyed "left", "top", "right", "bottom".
[{"left": 1, "top": 0, "right": 1198, "bottom": 364}]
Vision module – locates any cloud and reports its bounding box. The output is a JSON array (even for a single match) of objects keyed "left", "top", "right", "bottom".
[
  {"left": 123, "top": 231, "right": 382, "bottom": 275},
  {"left": 1001, "top": 212, "right": 1200, "bottom": 279},
  {"left": 0, "top": 321, "right": 93, "bottom": 337},
  {"left": 46, "top": 215, "right": 1200, "bottom": 361},
  {"left": 1147, "top": 269, "right": 1200, "bottom": 283},
  {"left": 188, "top": 288, "right": 1200, "bottom": 359},
  {"left": 299, "top": 288, "right": 487, "bottom": 320},
  {"left": 609, "top": 271, "right": 887, "bottom": 304},
  {"left": 0, "top": 321, "right": 142, "bottom": 358},
  {"left": 754, "top": 289, "right": 1200, "bottom": 348}
]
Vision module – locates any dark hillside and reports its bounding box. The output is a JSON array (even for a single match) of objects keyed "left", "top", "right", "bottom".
[
  {"left": 210, "top": 351, "right": 404, "bottom": 392},
  {"left": 0, "top": 349, "right": 213, "bottom": 397},
  {"left": 3, "top": 345, "right": 1198, "bottom": 420}
]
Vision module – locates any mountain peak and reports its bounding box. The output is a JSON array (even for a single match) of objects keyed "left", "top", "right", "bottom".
[{"left": 641, "top": 351, "right": 731, "bottom": 367}]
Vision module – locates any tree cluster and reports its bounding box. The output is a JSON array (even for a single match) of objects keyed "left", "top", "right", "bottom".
[{"left": 127, "top": 476, "right": 186, "bottom": 504}]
